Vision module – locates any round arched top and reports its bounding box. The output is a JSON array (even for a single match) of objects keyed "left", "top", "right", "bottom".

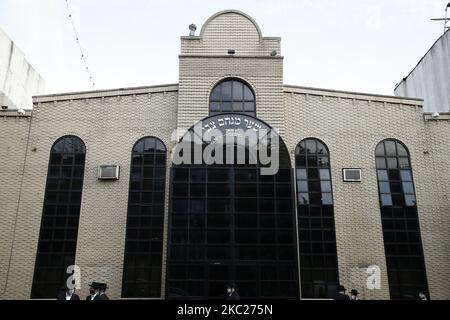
[{"left": 199, "top": 9, "right": 263, "bottom": 40}]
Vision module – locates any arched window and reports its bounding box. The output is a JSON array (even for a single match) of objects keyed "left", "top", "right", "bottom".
[
  {"left": 167, "top": 115, "right": 298, "bottom": 299},
  {"left": 122, "top": 137, "right": 167, "bottom": 298},
  {"left": 295, "top": 138, "right": 339, "bottom": 299},
  {"left": 375, "top": 139, "right": 428, "bottom": 299},
  {"left": 209, "top": 79, "right": 256, "bottom": 116},
  {"left": 31, "top": 136, "right": 86, "bottom": 299}
]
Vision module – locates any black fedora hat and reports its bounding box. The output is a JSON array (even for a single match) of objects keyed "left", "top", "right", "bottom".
[
  {"left": 226, "top": 283, "right": 236, "bottom": 289},
  {"left": 88, "top": 281, "right": 108, "bottom": 289},
  {"left": 351, "top": 289, "right": 358, "bottom": 295},
  {"left": 336, "top": 285, "right": 347, "bottom": 291}
]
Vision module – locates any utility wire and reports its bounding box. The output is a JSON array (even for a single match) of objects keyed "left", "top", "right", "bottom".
[{"left": 64, "top": 0, "right": 97, "bottom": 89}]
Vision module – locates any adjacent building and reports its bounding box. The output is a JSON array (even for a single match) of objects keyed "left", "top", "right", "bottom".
[
  {"left": 0, "top": 27, "right": 45, "bottom": 111},
  {"left": 1, "top": 10, "right": 450, "bottom": 300},
  {"left": 395, "top": 29, "right": 450, "bottom": 113}
]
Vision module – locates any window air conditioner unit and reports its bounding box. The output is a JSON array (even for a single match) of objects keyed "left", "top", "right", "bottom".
[
  {"left": 98, "top": 165, "right": 120, "bottom": 180},
  {"left": 343, "top": 169, "right": 362, "bottom": 182}
]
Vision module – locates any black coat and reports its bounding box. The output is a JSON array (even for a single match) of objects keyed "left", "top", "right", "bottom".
[
  {"left": 226, "top": 291, "right": 240, "bottom": 300},
  {"left": 93, "top": 293, "right": 110, "bottom": 300},
  {"left": 56, "top": 292, "right": 80, "bottom": 300},
  {"left": 333, "top": 293, "right": 350, "bottom": 300}
]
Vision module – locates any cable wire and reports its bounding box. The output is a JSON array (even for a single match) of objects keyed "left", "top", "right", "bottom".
[{"left": 64, "top": 0, "right": 97, "bottom": 89}]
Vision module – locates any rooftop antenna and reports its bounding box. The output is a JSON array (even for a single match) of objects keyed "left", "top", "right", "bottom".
[{"left": 431, "top": 2, "right": 450, "bottom": 34}]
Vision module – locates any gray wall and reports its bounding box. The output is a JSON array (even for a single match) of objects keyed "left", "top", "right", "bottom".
[{"left": 395, "top": 30, "right": 450, "bottom": 113}]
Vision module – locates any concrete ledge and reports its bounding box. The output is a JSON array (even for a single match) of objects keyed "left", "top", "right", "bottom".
[
  {"left": 0, "top": 110, "right": 32, "bottom": 117},
  {"left": 33, "top": 84, "right": 179, "bottom": 103},
  {"left": 424, "top": 113, "right": 450, "bottom": 121},
  {"left": 179, "top": 55, "right": 284, "bottom": 59},
  {"left": 284, "top": 84, "right": 424, "bottom": 106}
]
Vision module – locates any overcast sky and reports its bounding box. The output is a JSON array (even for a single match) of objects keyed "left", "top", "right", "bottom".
[{"left": 0, "top": 0, "right": 448, "bottom": 95}]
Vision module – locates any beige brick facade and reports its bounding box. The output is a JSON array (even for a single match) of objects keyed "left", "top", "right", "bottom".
[{"left": 1, "top": 10, "right": 449, "bottom": 300}]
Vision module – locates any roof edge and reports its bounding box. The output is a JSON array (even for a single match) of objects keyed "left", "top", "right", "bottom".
[
  {"left": 199, "top": 9, "right": 263, "bottom": 39},
  {"left": 395, "top": 28, "right": 450, "bottom": 90},
  {"left": 283, "top": 84, "right": 423, "bottom": 106},
  {"left": 33, "top": 83, "right": 179, "bottom": 103}
]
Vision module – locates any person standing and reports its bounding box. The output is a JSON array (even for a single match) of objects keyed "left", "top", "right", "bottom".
[
  {"left": 225, "top": 284, "right": 240, "bottom": 300},
  {"left": 56, "top": 287, "right": 80, "bottom": 300},
  {"left": 86, "top": 282, "right": 99, "bottom": 300},
  {"left": 350, "top": 289, "right": 360, "bottom": 300},
  {"left": 419, "top": 291, "right": 428, "bottom": 301},
  {"left": 333, "top": 285, "right": 350, "bottom": 300},
  {"left": 93, "top": 283, "right": 110, "bottom": 300}
]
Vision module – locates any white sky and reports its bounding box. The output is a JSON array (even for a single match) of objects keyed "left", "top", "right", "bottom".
[{"left": 0, "top": 0, "right": 448, "bottom": 95}]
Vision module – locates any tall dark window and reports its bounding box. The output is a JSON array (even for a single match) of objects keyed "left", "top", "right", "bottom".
[
  {"left": 167, "top": 127, "right": 298, "bottom": 299},
  {"left": 295, "top": 139, "right": 339, "bottom": 299},
  {"left": 209, "top": 79, "right": 256, "bottom": 116},
  {"left": 375, "top": 139, "right": 428, "bottom": 299},
  {"left": 31, "top": 136, "right": 86, "bottom": 299},
  {"left": 122, "top": 137, "right": 167, "bottom": 298}
]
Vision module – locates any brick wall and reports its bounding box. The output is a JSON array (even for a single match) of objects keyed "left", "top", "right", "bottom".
[
  {"left": 1, "top": 10, "right": 450, "bottom": 300},
  {"left": 0, "top": 112, "right": 31, "bottom": 298},
  {"left": 0, "top": 86, "right": 178, "bottom": 299}
]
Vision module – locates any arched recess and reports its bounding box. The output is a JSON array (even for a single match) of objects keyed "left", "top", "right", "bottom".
[
  {"left": 122, "top": 137, "right": 167, "bottom": 298},
  {"left": 31, "top": 136, "right": 86, "bottom": 299},
  {"left": 166, "top": 113, "right": 299, "bottom": 299},
  {"left": 375, "top": 139, "right": 428, "bottom": 299},
  {"left": 295, "top": 138, "right": 339, "bottom": 299}
]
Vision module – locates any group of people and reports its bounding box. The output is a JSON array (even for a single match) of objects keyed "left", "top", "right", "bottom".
[
  {"left": 333, "top": 284, "right": 429, "bottom": 301},
  {"left": 333, "top": 285, "right": 361, "bottom": 300},
  {"left": 57, "top": 282, "right": 428, "bottom": 301},
  {"left": 56, "top": 282, "right": 110, "bottom": 301}
]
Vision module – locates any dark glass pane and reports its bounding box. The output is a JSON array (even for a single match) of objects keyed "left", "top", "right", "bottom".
[
  {"left": 222, "top": 102, "right": 232, "bottom": 112},
  {"left": 377, "top": 170, "right": 388, "bottom": 181},
  {"left": 244, "top": 102, "right": 255, "bottom": 112},
  {"left": 221, "top": 81, "right": 232, "bottom": 101},
  {"left": 385, "top": 141, "right": 397, "bottom": 156},
  {"left": 233, "top": 81, "right": 243, "bottom": 100},
  {"left": 376, "top": 157, "right": 386, "bottom": 169},
  {"left": 244, "top": 86, "right": 254, "bottom": 100},
  {"left": 396, "top": 143, "right": 408, "bottom": 157},
  {"left": 375, "top": 143, "right": 385, "bottom": 156}
]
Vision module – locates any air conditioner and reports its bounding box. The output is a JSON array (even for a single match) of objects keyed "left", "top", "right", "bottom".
[
  {"left": 98, "top": 165, "right": 120, "bottom": 180},
  {"left": 343, "top": 169, "right": 362, "bottom": 182}
]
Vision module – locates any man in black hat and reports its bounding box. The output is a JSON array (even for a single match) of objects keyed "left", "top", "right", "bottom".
[
  {"left": 333, "top": 285, "right": 350, "bottom": 300},
  {"left": 86, "top": 282, "right": 99, "bottom": 300},
  {"left": 350, "top": 289, "right": 360, "bottom": 300},
  {"left": 93, "top": 282, "right": 110, "bottom": 300},
  {"left": 225, "top": 283, "right": 240, "bottom": 300},
  {"left": 56, "top": 286, "right": 80, "bottom": 300}
]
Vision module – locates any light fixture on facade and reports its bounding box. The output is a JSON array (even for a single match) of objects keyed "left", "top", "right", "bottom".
[{"left": 228, "top": 49, "right": 236, "bottom": 55}]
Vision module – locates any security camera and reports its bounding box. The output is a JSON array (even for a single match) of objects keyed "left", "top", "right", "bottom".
[
  {"left": 1, "top": 105, "right": 7, "bottom": 110},
  {"left": 432, "top": 112, "right": 440, "bottom": 118},
  {"left": 17, "top": 109, "right": 26, "bottom": 115}
]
